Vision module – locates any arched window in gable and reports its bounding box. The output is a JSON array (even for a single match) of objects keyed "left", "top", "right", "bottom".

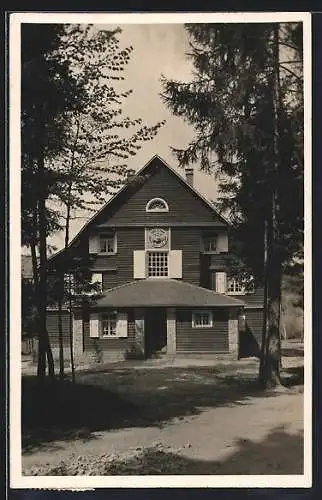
[{"left": 145, "top": 197, "right": 169, "bottom": 213}]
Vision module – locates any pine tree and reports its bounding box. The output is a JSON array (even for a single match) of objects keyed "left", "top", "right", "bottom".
[{"left": 161, "top": 22, "right": 303, "bottom": 388}]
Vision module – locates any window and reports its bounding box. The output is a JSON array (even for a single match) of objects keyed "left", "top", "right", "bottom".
[
  {"left": 203, "top": 234, "right": 217, "bottom": 253},
  {"left": 148, "top": 251, "right": 169, "bottom": 277},
  {"left": 192, "top": 310, "right": 213, "bottom": 328},
  {"left": 101, "top": 312, "right": 117, "bottom": 337},
  {"left": 146, "top": 198, "right": 169, "bottom": 212},
  {"left": 90, "top": 312, "right": 128, "bottom": 339},
  {"left": 99, "top": 233, "right": 116, "bottom": 254},
  {"left": 227, "top": 278, "right": 245, "bottom": 294},
  {"left": 90, "top": 272, "right": 103, "bottom": 293},
  {"left": 227, "top": 277, "right": 254, "bottom": 294}
]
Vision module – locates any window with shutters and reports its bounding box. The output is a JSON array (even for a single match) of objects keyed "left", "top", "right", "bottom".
[
  {"left": 192, "top": 310, "right": 213, "bottom": 328},
  {"left": 146, "top": 197, "right": 169, "bottom": 212},
  {"left": 99, "top": 233, "right": 117, "bottom": 254},
  {"left": 147, "top": 251, "right": 169, "bottom": 277},
  {"left": 101, "top": 312, "right": 117, "bottom": 337}
]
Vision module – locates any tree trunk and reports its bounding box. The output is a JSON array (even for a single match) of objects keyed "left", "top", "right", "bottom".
[
  {"left": 30, "top": 240, "right": 38, "bottom": 287},
  {"left": 58, "top": 275, "right": 65, "bottom": 379},
  {"left": 68, "top": 274, "right": 75, "bottom": 384},
  {"left": 259, "top": 251, "right": 283, "bottom": 388},
  {"left": 37, "top": 155, "right": 55, "bottom": 377},
  {"left": 258, "top": 25, "right": 283, "bottom": 389},
  {"left": 65, "top": 198, "right": 76, "bottom": 383},
  {"left": 258, "top": 218, "right": 269, "bottom": 384}
]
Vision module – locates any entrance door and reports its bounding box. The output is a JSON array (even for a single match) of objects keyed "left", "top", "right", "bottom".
[{"left": 145, "top": 308, "right": 167, "bottom": 358}]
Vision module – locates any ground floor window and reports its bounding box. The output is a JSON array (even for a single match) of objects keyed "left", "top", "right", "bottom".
[
  {"left": 192, "top": 310, "right": 213, "bottom": 328},
  {"left": 148, "top": 251, "right": 169, "bottom": 277},
  {"left": 101, "top": 312, "right": 117, "bottom": 337}
]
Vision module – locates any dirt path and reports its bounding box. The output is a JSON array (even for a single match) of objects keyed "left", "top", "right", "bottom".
[{"left": 23, "top": 389, "right": 303, "bottom": 475}]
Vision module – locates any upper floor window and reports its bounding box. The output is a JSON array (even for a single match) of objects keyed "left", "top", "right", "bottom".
[
  {"left": 99, "top": 233, "right": 117, "bottom": 255},
  {"left": 146, "top": 198, "right": 169, "bottom": 212},
  {"left": 203, "top": 234, "right": 218, "bottom": 253},
  {"left": 227, "top": 278, "right": 245, "bottom": 294},
  {"left": 227, "top": 277, "right": 254, "bottom": 295},
  {"left": 147, "top": 251, "right": 169, "bottom": 277}
]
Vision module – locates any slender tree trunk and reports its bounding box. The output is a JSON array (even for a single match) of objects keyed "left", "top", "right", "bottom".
[
  {"left": 64, "top": 196, "right": 76, "bottom": 383},
  {"left": 37, "top": 154, "right": 55, "bottom": 377},
  {"left": 258, "top": 218, "right": 269, "bottom": 384},
  {"left": 68, "top": 273, "right": 75, "bottom": 384},
  {"left": 58, "top": 275, "right": 65, "bottom": 379},
  {"left": 30, "top": 241, "right": 38, "bottom": 288},
  {"left": 260, "top": 249, "right": 283, "bottom": 388}
]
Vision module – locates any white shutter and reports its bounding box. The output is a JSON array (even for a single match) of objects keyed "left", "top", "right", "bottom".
[
  {"left": 216, "top": 272, "right": 227, "bottom": 293},
  {"left": 166, "top": 308, "right": 176, "bottom": 354},
  {"left": 116, "top": 312, "right": 128, "bottom": 337},
  {"left": 169, "top": 250, "right": 182, "bottom": 278},
  {"left": 133, "top": 250, "right": 146, "bottom": 279},
  {"left": 89, "top": 234, "right": 100, "bottom": 254},
  {"left": 89, "top": 313, "right": 100, "bottom": 338},
  {"left": 217, "top": 233, "right": 228, "bottom": 253}
]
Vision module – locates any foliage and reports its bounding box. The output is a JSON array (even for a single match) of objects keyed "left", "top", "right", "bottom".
[
  {"left": 21, "top": 24, "right": 165, "bottom": 376},
  {"left": 161, "top": 22, "right": 304, "bottom": 387},
  {"left": 161, "top": 22, "right": 303, "bottom": 282},
  {"left": 50, "top": 25, "right": 165, "bottom": 226}
]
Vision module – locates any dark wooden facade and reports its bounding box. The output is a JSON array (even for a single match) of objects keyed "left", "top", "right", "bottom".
[
  {"left": 45, "top": 156, "right": 263, "bottom": 363},
  {"left": 176, "top": 308, "right": 229, "bottom": 353}
]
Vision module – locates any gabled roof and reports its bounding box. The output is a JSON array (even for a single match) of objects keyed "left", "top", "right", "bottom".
[
  {"left": 50, "top": 155, "right": 229, "bottom": 261},
  {"left": 91, "top": 279, "right": 244, "bottom": 308}
]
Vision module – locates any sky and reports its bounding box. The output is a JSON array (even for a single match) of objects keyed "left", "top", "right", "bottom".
[{"left": 48, "top": 23, "right": 220, "bottom": 253}]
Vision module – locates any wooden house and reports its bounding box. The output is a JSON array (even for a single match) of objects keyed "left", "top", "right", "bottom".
[{"left": 45, "top": 155, "right": 264, "bottom": 364}]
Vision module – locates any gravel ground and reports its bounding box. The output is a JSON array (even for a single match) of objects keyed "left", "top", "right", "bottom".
[{"left": 23, "top": 385, "right": 304, "bottom": 475}]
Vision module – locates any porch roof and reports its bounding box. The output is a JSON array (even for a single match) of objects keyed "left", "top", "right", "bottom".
[{"left": 91, "top": 279, "right": 245, "bottom": 308}]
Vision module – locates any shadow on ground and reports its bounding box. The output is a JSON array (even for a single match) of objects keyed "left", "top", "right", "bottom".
[
  {"left": 25, "top": 425, "right": 303, "bottom": 476},
  {"left": 22, "top": 363, "right": 303, "bottom": 454}
]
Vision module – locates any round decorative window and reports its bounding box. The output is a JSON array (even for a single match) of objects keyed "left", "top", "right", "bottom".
[
  {"left": 146, "top": 198, "right": 169, "bottom": 212},
  {"left": 147, "top": 228, "right": 168, "bottom": 248}
]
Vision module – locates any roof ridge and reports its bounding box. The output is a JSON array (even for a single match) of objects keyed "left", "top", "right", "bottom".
[{"left": 49, "top": 155, "right": 229, "bottom": 262}]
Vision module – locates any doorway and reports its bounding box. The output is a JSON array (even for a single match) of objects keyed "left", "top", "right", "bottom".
[{"left": 145, "top": 308, "right": 167, "bottom": 358}]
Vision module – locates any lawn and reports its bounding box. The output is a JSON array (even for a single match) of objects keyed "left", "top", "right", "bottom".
[{"left": 21, "top": 347, "right": 304, "bottom": 476}]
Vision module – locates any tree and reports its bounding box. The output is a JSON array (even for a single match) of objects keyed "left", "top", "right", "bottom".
[
  {"left": 21, "top": 24, "right": 87, "bottom": 376},
  {"left": 22, "top": 24, "right": 165, "bottom": 378},
  {"left": 48, "top": 25, "right": 165, "bottom": 379},
  {"left": 161, "top": 22, "right": 303, "bottom": 388}
]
